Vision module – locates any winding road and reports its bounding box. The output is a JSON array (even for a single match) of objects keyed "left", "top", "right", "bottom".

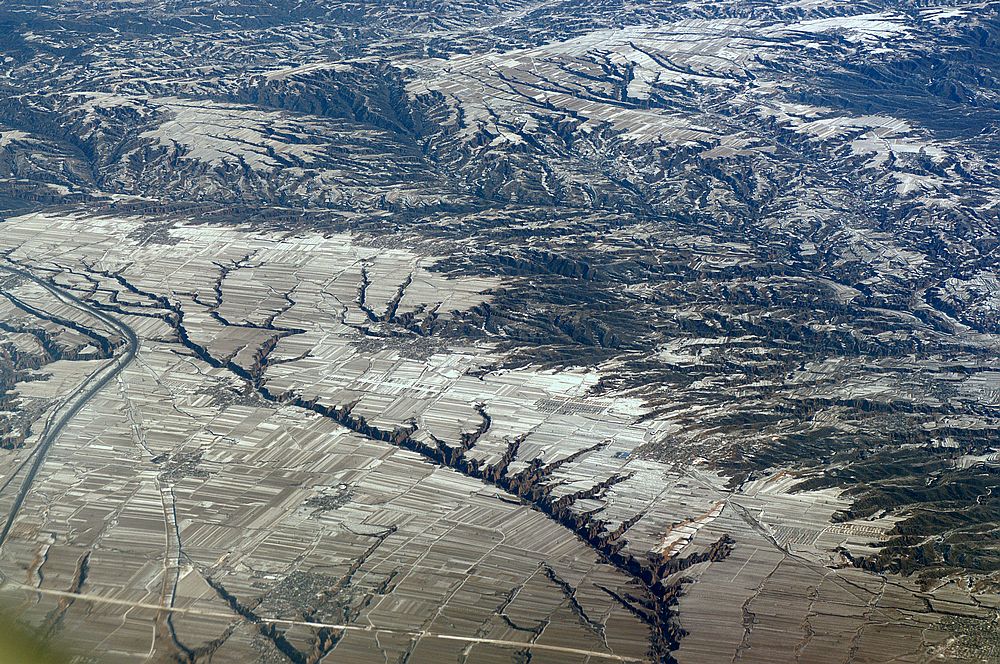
[{"left": 0, "top": 263, "right": 139, "bottom": 550}]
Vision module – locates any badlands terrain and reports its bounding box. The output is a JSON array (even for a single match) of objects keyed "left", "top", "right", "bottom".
[{"left": 0, "top": 0, "right": 998, "bottom": 662}]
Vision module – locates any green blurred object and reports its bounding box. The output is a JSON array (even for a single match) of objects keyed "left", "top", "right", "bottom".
[{"left": 0, "top": 610, "right": 73, "bottom": 664}]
